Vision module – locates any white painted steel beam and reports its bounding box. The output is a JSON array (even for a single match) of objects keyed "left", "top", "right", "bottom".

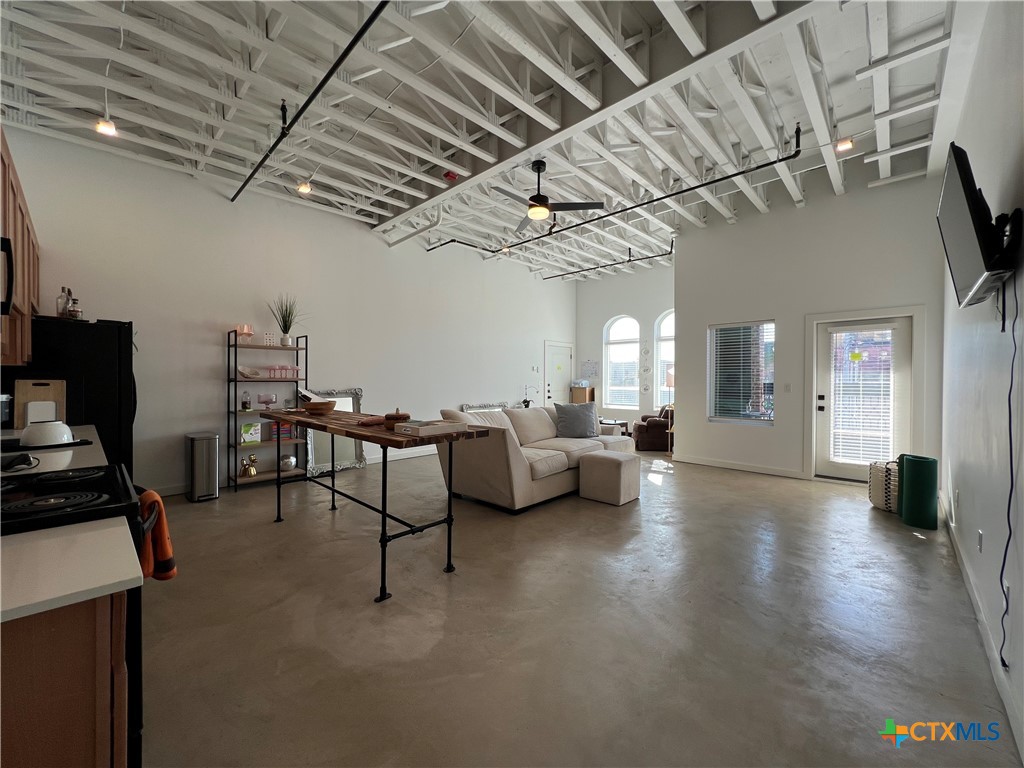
[
  {"left": 558, "top": 1, "right": 649, "bottom": 86},
  {"left": 280, "top": 0, "right": 525, "bottom": 149},
  {"left": 378, "top": 0, "right": 817, "bottom": 231},
  {"left": 653, "top": 90, "right": 768, "bottom": 214},
  {"left": 927, "top": 2, "right": 990, "bottom": 175},
  {"left": 862, "top": 134, "right": 932, "bottom": 163},
  {"left": 459, "top": 1, "right": 600, "bottom": 110},
  {"left": 750, "top": 1, "right": 777, "bottom": 21},
  {"left": 855, "top": 33, "right": 952, "bottom": 80},
  {"left": 781, "top": 25, "right": 845, "bottom": 195},
  {"left": 544, "top": 152, "right": 682, "bottom": 238},
  {"left": 714, "top": 58, "right": 803, "bottom": 206},
  {"left": 166, "top": 1, "right": 493, "bottom": 167},
  {"left": 40, "top": 4, "right": 447, "bottom": 190},
  {"left": 375, "top": 2, "right": 559, "bottom": 131},
  {"left": 874, "top": 95, "right": 940, "bottom": 124},
  {"left": 3, "top": 43, "right": 429, "bottom": 201},
  {"left": 866, "top": 2, "right": 892, "bottom": 177},
  {"left": 574, "top": 133, "right": 704, "bottom": 228},
  {"left": 653, "top": 1, "right": 705, "bottom": 57},
  {"left": 8, "top": 97, "right": 388, "bottom": 218},
  {"left": 0, "top": 118, "right": 377, "bottom": 224},
  {"left": 3, "top": 85, "right": 408, "bottom": 211},
  {"left": 867, "top": 169, "right": 927, "bottom": 188}
]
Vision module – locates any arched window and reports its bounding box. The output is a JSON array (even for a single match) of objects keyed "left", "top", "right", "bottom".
[
  {"left": 604, "top": 316, "right": 640, "bottom": 408},
  {"left": 655, "top": 310, "right": 675, "bottom": 407}
]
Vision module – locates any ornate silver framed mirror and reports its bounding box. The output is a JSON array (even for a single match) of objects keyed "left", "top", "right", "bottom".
[
  {"left": 306, "top": 388, "right": 366, "bottom": 477},
  {"left": 461, "top": 401, "right": 509, "bottom": 412}
]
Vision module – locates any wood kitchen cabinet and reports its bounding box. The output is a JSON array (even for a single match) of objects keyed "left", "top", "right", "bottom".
[
  {"left": 1, "top": 128, "right": 41, "bottom": 366},
  {"left": 1, "top": 592, "right": 129, "bottom": 768}
]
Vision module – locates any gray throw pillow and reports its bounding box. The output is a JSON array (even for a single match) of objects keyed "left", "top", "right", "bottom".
[{"left": 554, "top": 402, "right": 598, "bottom": 438}]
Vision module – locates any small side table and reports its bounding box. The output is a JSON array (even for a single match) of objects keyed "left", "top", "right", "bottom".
[{"left": 599, "top": 418, "right": 630, "bottom": 437}]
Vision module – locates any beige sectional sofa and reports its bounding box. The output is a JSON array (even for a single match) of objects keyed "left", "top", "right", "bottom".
[{"left": 435, "top": 406, "right": 635, "bottom": 511}]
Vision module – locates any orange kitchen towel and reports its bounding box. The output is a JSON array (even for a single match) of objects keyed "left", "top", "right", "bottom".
[{"left": 139, "top": 490, "right": 177, "bottom": 580}]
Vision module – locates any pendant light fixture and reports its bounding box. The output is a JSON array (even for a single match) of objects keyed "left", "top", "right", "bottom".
[
  {"left": 296, "top": 180, "right": 313, "bottom": 195},
  {"left": 96, "top": 16, "right": 124, "bottom": 138}
]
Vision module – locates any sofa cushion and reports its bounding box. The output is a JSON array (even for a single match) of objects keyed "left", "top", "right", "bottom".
[
  {"left": 521, "top": 447, "right": 568, "bottom": 480},
  {"left": 523, "top": 437, "right": 602, "bottom": 468},
  {"left": 554, "top": 402, "right": 598, "bottom": 438},
  {"left": 505, "top": 407, "right": 556, "bottom": 446},
  {"left": 590, "top": 435, "right": 635, "bottom": 452},
  {"left": 441, "top": 408, "right": 520, "bottom": 443}
]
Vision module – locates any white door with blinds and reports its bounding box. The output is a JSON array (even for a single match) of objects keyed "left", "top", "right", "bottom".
[{"left": 814, "top": 317, "right": 911, "bottom": 481}]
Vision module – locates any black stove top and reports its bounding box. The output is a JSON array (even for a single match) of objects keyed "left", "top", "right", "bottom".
[{"left": 1, "top": 464, "right": 139, "bottom": 536}]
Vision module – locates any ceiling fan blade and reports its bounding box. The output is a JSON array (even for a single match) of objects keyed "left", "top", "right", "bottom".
[
  {"left": 551, "top": 201, "right": 604, "bottom": 212},
  {"left": 494, "top": 186, "right": 530, "bottom": 206},
  {"left": 515, "top": 215, "right": 533, "bottom": 233}
]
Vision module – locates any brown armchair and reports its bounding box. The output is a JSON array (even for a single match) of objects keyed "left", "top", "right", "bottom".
[{"left": 632, "top": 405, "right": 674, "bottom": 451}]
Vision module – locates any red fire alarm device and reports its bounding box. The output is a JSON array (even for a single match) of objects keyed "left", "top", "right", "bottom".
[{"left": 443, "top": 170, "right": 458, "bottom": 182}]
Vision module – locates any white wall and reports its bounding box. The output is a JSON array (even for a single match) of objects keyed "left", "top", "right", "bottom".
[
  {"left": 579, "top": 161, "right": 946, "bottom": 474},
  {"left": 5, "top": 129, "right": 575, "bottom": 494},
  {"left": 940, "top": 0, "right": 1023, "bottom": 745},
  {"left": 670, "top": 162, "right": 945, "bottom": 477},
  {"left": 575, "top": 264, "right": 674, "bottom": 421}
]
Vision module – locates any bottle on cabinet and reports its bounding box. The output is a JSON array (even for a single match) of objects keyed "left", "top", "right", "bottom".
[{"left": 55, "top": 286, "right": 68, "bottom": 318}]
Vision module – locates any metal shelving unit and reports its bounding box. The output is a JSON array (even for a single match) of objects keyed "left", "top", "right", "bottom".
[{"left": 226, "top": 330, "right": 308, "bottom": 491}]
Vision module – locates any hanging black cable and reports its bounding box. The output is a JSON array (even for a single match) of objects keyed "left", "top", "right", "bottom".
[
  {"left": 230, "top": 1, "right": 390, "bottom": 202},
  {"left": 492, "top": 123, "right": 801, "bottom": 253},
  {"left": 998, "top": 273, "right": 1018, "bottom": 669}
]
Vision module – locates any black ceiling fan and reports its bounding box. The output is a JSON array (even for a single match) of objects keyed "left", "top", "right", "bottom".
[{"left": 494, "top": 160, "right": 603, "bottom": 233}]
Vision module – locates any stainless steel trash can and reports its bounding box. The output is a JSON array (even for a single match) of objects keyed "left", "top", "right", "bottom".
[{"left": 186, "top": 432, "right": 219, "bottom": 502}]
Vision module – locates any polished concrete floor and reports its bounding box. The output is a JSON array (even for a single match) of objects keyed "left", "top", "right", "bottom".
[{"left": 144, "top": 455, "right": 1020, "bottom": 767}]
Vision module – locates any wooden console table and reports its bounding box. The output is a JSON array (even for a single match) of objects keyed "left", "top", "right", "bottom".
[{"left": 261, "top": 409, "right": 489, "bottom": 602}]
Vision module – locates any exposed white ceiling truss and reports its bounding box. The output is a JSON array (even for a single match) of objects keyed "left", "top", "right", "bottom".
[{"left": 0, "top": 0, "right": 971, "bottom": 280}]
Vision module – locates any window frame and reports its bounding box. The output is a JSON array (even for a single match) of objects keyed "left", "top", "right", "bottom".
[
  {"left": 603, "top": 315, "right": 640, "bottom": 410},
  {"left": 655, "top": 310, "right": 675, "bottom": 408},
  {"left": 706, "top": 319, "right": 775, "bottom": 425}
]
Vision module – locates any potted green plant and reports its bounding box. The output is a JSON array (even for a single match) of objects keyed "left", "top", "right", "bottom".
[{"left": 267, "top": 294, "right": 304, "bottom": 346}]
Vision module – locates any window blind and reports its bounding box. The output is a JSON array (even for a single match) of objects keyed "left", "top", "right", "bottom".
[
  {"left": 829, "top": 328, "right": 894, "bottom": 463},
  {"left": 709, "top": 321, "right": 775, "bottom": 421}
]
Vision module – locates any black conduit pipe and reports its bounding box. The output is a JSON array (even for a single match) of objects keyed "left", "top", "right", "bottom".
[
  {"left": 230, "top": 1, "right": 391, "bottom": 202},
  {"left": 543, "top": 239, "right": 676, "bottom": 280}
]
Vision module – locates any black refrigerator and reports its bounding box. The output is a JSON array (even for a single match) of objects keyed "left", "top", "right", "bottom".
[{"left": 2, "top": 315, "right": 135, "bottom": 477}]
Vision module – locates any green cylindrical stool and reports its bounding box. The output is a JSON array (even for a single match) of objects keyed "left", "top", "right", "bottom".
[{"left": 897, "top": 454, "right": 938, "bottom": 530}]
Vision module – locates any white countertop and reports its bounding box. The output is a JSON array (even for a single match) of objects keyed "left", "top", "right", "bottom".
[
  {"left": 1, "top": 516, "right": 143, "bottom": 622},
  {"left": 1, "top": 424, "right": 107, "bottom": 476}
]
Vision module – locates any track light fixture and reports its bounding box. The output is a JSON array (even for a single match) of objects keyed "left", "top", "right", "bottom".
[
  {"left": 835, "top": 138, "right": 854, "bottom": 153},
  {"left": 297, "top": 180, "right": 313, "bottom": 195}
]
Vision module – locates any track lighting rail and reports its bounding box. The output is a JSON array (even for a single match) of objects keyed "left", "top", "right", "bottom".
[{"left": 542, "top": 240, "right": 677, "bottom": 280}]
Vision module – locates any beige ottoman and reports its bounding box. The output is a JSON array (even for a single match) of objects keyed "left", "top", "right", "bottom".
[{"left": 579, "top": 451, "right": 640, "bottom": 506}]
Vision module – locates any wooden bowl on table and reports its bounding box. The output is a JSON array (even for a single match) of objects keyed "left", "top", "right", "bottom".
[{"left": 301, "top": 400, "right": 336, "bottom": 416}]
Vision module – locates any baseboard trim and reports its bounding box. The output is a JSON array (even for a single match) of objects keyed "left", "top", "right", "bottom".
[
  {"left": 942, "top": 497, "right": 1024, "bottom": 761},
  {"left": 671, "top": 454, "right": 806, "bottom": 480}
]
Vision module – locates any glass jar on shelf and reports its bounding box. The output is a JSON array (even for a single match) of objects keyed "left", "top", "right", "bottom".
[{"left": 241, "top": 390, "right": 252, "bottom": 411}]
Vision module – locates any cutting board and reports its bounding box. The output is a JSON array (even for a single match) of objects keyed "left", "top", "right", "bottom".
[{"left": 14, "top": 380, "right": 66, "bottom": 429}]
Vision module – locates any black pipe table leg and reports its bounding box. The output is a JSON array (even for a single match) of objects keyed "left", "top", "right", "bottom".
[
  {"left": 330, "top": 434, "right": 337, "bottom": 511},
  {"left": 374, "top": 446, "right": 392, "bottom": 603},
  {"left": 274, "top": 425, "right": 283, "bottom": 523},
  {"left": 444, "top": 440, "right": 455, "bottom": 573}
]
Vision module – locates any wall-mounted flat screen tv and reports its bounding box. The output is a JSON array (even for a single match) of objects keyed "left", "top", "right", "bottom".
[{"left": 936, "top": 142, "right": 1014, "bottom": 308}]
